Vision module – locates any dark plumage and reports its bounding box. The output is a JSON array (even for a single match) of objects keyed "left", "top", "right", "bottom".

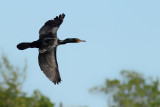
[{"left": 17, "top": 13, "right": 86, "bottom": 84}]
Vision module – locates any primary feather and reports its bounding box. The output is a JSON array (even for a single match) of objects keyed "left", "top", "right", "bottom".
[{"left": 39, "top": 13, "right": 65, "bottom": 38}]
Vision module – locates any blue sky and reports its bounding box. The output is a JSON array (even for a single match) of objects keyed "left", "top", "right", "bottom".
[{"left": 1, "top": 0, "right": 160, "bottom": 107}]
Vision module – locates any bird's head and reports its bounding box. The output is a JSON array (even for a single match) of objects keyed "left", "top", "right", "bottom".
[
  {"left": 59, "top": 38, "right": 86, "bottom": 45},
  {"left": 64, "top": 38, "right": 86, "bottom": 43},
  {"left": 74, "top": 38, "right": 86, "bottom": 43}
]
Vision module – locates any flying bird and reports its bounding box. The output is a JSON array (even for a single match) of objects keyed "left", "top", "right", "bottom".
[{"left": 17, "top": 13, "right": 86, "bottom": 84}]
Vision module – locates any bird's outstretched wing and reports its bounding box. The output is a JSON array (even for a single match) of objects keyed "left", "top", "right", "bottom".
[
  {"left": 39, "top": 13, "right": 65, "bottom": 38},
  {"left": 38, "top": 48, "right": 61, "bottom": 84}
]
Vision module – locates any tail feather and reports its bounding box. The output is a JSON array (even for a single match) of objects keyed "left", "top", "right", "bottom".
[{"left": 17, "top": 43, "right": 31, "bottom": 50}]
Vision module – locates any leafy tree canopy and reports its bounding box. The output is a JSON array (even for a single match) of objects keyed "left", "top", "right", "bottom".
[
  {"left": 90, "top": 70, "right": 160, "bottom": 107},
  {"left": 0, "top": 54, "right": 54, "bottom": 107}
]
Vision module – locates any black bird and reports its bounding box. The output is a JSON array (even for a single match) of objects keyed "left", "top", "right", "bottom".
[{"left": 17, "top": 13, "right": 86, "bottom": 84}]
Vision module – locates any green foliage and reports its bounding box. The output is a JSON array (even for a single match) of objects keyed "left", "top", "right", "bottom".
[
  {"left": 90, "top": 70, "right": 160, "bottom": 107},
  {"left": 0, "top": 54, "right": 54, "bottom": 107}
]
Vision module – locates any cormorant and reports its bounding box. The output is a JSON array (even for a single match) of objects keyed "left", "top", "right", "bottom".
[{"left": 17, "top": 13, "right": 86, "bottom": 84}]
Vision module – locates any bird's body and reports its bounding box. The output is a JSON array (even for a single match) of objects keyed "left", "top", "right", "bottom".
[{"left": 17, "top": 14, "right": 85, "bottom": 84}]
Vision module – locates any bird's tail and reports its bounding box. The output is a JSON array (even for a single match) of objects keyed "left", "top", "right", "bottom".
[
  {"left": 17, "top": 42, "right": 31, "bottom": 50},
  {"left": 17, "top": 40, "right": 40, "bottom": 50}
]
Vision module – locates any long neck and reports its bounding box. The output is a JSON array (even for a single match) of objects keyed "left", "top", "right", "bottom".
[{"left": 59, "top": 38, "right": 77, "bottom": 45}]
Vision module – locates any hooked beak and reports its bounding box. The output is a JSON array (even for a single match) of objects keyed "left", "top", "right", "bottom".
[
  {"left": 80, "top": 40, "right": 86, "bottom": 42},
  {"left": 77, "top": 39, "right": 86, "bottom": 42}
]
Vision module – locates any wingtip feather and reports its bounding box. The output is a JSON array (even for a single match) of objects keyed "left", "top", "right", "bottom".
[{"left": 52, "top": 79, "right": 61, "bottom": 85}]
